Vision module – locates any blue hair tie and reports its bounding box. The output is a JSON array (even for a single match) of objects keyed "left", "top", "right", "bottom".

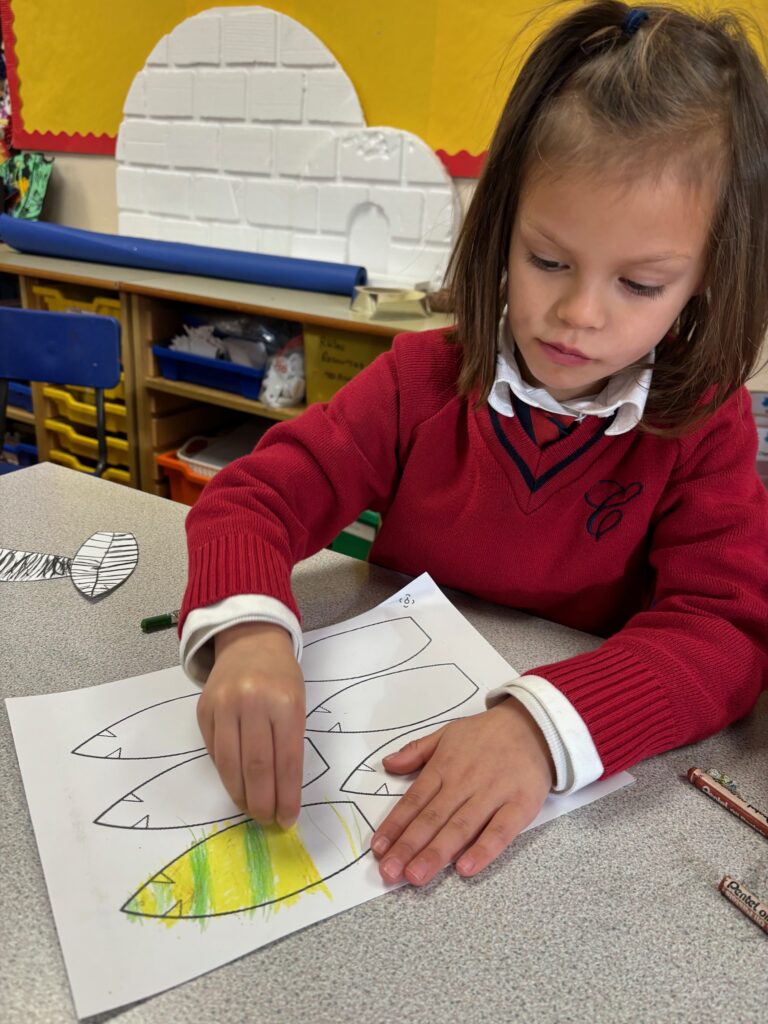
[{"left": 622, "top": 8, "right": 649, "bottom": 37}]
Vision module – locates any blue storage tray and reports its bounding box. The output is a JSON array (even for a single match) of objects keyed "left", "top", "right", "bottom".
[
  {"left": 9, "top": 380, "right": 33, "bottom": 412},
  {"left": 152, "top": 345, "right": 265, "bottom": 400},
  {"left": 0, "top": 439, "right": 38, "bottom": 474}
]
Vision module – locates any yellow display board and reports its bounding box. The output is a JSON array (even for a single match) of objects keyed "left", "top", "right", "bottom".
[{"left": 2, "top": 0, "right": 765, "bottom": 174}]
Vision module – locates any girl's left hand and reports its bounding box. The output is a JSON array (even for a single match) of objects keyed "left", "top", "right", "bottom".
[{"left": 370, "top": 697, "right": 554, "bottom": 885}]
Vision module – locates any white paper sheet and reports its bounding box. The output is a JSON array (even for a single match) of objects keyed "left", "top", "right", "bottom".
[{"left": 6, "top": 574, "right": 633, "bottom": 1018}]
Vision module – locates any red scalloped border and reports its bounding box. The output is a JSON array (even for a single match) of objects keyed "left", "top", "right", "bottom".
[
  {"left": 0, "top": 0, "right": 117, "bottom": 155},
  {"left": 437, "top": 149, "right": 486, "bottom": 178},
  {"left": 12, "top": 127, "right": 116, "bottom": 154},
  {"left": 1, "top": 0, "right": 20, "bottom": 145}
]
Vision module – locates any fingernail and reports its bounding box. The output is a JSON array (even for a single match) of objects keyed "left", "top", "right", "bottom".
[
  {"left": 456, "top": 856, "right": 475, "bottom": 875},
  {"left": 407, "top": 860, "right": 428, "bottom": 883},
  {"left": 371, "top": 835, "right": 390, "bottom": 855},
  {"left": 381, "top": 858, "right": 403, "bottom": 882}
]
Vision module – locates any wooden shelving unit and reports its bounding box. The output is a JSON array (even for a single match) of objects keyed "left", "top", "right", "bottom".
[
  {"left": 0, "top": 246, "right": 451, "bottom": 496},
  {"left": 6, "top": 405, "right": 34, "bottom": 427},
  {"left": 145, "top": 376, "right": 304, "bottom": 421}
]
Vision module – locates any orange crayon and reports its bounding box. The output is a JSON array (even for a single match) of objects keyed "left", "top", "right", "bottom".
[{"left": 686, "top": 767, "right": 768, "bottom": 842}]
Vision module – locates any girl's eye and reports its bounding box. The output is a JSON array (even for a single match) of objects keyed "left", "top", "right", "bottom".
[
  {"left": 525, "top": 252, "right": 666, "bottom": 300},
  {"left": 525, "top": 252, "right": 562, "bottom": 271},
  {"left": 621, "top": 279, "right": 665, "bottom": 299}
]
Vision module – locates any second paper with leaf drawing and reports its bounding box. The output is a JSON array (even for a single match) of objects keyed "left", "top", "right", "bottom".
[{"left": 6, "top": 574, "right": 633, "bottom": 1018}]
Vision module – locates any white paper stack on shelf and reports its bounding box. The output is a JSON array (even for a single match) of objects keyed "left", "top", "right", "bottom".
[{"left": 169, "top": 324, "right": 268, "bottom": 369}]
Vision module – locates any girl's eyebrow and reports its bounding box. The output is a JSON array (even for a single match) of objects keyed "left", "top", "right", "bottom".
[{"left": 525, "top": 222, "right": 692, "bottom": 265}]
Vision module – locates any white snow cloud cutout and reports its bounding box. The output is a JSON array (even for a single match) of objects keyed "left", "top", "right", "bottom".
[{"left": 116, "top": 6, "right": 460, "bottom": 287}]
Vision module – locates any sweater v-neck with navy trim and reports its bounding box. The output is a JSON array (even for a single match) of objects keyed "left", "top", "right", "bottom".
[{"left": 489, "top": 399, "right": 615, "bottom": 491}]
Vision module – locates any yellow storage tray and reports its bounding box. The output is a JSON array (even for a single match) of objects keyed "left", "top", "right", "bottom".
[
  {"left": 49, "top": 449, "right": 132, "bottom": 486},
  {"left": 43, "top": 385, "right": 127, "bottom": 433},
  {"left": 45, "top": 418, "right": 130, "bottom": 467},
  {"left": 66, "top": 374, "right": 126, "bottom": 403},
  {"left": 33, "top": 285, "right": 121, "bottom": 318}
]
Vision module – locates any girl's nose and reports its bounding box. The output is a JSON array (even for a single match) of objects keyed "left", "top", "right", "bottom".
[{"left": 555, "top": 281, "right": 606, "bottom": 331}]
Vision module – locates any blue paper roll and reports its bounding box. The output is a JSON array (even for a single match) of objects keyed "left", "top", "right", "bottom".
[{"left": 0, "top": 215, "right": 367, "bottom": 298}]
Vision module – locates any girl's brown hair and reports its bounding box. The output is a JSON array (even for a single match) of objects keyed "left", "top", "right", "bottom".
[{"left": 447, "top": 1, "right": 768, "bottom": 434}]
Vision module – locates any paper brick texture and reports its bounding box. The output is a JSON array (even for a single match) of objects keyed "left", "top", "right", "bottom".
[{"left": 116, "top": 5, "right": 459, "bottom": 285}]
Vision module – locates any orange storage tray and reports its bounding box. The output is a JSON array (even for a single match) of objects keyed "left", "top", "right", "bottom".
[{"left": 155, "top": 448, "right": 209, "bottom": 506}]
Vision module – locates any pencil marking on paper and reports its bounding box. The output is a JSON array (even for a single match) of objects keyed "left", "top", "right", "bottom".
[{"left": 121, "top": 803, "right": 373, "bottom": 922}]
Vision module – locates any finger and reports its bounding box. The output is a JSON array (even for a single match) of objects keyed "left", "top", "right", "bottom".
[
  {"left": 240, "top": 714, "right": 276, "bottom": 824},
  {"left": 381, "top": 728, "right": 444, "bottom": 774},
  {"left": 196, "top": 697, "right": 215, "bottom": 758},
  {"left": 455, "top": 800, "right": 536, "bottom": 877},
  {"left": 370, "top": 766, "right": 443, "bottom": 861},
  {"left": 388, "top": 795, "right": 491, "bottom": 887},
  {"left": 377, "top": 787, "right": 466, "bottom": 884},
  {"left": 273, "top": 719, "right": 305, "bottom": 830},
  {"left": 212, "top": 708, "right": 245, "bottom": 813}
]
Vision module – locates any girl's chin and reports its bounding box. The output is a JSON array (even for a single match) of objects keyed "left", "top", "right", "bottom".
[{"left": 518, "top": 352, "right": 602, "bottom": 401}]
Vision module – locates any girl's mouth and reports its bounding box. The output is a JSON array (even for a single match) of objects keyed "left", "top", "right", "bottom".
[{"left": 538, "top": 340, "right": 592, "bottom": 366}]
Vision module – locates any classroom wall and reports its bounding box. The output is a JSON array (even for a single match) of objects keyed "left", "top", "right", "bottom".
[
  {"left": 40, "top": 152, "right": 768, "bottom": 392},
  {"left": 42, "top": 154, "right": 119, "bottom": 234}
]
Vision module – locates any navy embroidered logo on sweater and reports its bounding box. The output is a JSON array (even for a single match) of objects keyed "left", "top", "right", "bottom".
[{"left": 585, "top": 480, "right": 643, "bottom": 540}]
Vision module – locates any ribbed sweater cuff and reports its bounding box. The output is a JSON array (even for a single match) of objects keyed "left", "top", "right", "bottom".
[
  {"left": 180, "top": 533, "right": 298, "bottom": 628},
  {"left": 529, "top": 644, "right": 677, "bottom": 778}
]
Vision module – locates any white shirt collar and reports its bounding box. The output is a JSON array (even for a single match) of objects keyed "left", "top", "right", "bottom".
[{"left": 488, "top": 320, "right": 654, "bottom": 437}]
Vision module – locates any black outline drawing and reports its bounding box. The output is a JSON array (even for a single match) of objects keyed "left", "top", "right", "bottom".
[
  {"left": 72, "top": 693, "right": 203, "bottom": 760},
  {"left": 120, "top": 801, "right": 374, "bottom": 920},
  {"left": 70, "top": 532, "right": 138, "bottom": 597},
  {"left": 0, "top": 547, "right": 71, "bottom": 581},
  {"left": 301, "top": 617, "right": 431, "bottom": 683},
  {"left": 95, "top": 740, "right": 330, "bottom": 830},
  {"left": 65, "top": 599, "right": 479, "bottom": 929},
  {"left": 305, "top": 663, "right": 478, "bottom": 734},
  {"left": 0, "top": 530, "right": 137, "bottom": 598},
  {"left": 340, "top": 720, "right": 457, "bottom": 796}
]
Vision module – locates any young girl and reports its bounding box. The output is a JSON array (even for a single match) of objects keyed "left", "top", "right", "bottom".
[{"left": 180, "top": 2, "right": 768, "bottom": 889}]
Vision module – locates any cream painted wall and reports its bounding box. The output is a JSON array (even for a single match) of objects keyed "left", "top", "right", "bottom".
[{"left": 43, "top": 153, "right": 118, "bottom": 234}]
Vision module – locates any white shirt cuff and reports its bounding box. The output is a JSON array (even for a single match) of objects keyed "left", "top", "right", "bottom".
[
  {"left": 486, "top": 674, "right": 603, "bottom": 794},
  {"left": 180, "top": 595, "right": 303, "bottom": 685}
]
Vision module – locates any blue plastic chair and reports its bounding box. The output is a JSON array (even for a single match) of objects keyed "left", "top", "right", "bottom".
[{"left": 0, "top": 307, "right": 121, "bottom": 477}]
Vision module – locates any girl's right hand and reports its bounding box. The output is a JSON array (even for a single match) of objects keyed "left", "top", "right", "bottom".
[{"left": 196, "top": 621, "right": 306, "bottom": 829}]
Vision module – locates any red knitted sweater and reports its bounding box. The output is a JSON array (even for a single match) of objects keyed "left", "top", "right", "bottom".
[{"left": 182, "top": 328, "right": 768, "bottom": 778}]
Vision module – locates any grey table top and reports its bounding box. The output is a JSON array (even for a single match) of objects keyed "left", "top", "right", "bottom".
[{"left": 2, "top": 463, "right": 766, "bottom": 1024}]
